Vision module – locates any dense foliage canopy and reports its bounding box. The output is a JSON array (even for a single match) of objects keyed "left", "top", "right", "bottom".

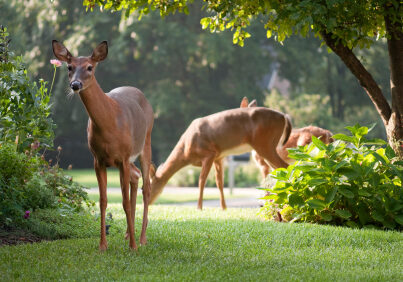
[{"left": 84, "top": 0, "right": 403, "bottom": 158}]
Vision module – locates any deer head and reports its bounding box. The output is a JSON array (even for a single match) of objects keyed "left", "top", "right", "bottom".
[{"left": 52, "top": 40, "right": 108, "bottom": 93}]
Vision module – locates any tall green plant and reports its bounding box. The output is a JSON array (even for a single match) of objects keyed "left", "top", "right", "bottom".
[
  {"left": 0, "top": 26, "right": 55, "bottom": 151},
  {"left": 260, "top": 124, "right": 402, "bottom": 230}
]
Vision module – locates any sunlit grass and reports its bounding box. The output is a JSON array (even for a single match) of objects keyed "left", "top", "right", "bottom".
[
  {"left": 87, "top": 192, "right": 237, "bottom": 205},
  {"left": 67, "top": 169, "right": 122, "bottom": 188},
  {"left": 1, "top": 205, "right": 402, "bottom": 281}
]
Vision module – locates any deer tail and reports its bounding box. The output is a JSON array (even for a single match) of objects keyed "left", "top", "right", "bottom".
[{"left": 282, "top": 114, "right": 292, "bottom": 146}]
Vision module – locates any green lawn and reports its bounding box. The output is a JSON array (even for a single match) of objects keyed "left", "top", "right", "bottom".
[
  {"left": 87, "top": 192, "right": 236, "bottom": 205},
  {"left": 67, "top": 169, "right": 121, "bottom": 188},
  {"left": 1, "top": 205, "right": 402, "bottom": 281}
]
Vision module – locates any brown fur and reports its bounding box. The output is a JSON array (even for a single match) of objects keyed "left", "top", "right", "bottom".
[
  {"left": 150, "top": 106, "right": 292, "bottom": 210},
  {"left": 52, "top": 40, "right": 153, "bottom": 251}
]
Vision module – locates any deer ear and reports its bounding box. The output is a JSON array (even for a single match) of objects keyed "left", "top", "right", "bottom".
[
  {"left": 91, "top": 41, "right": 108, "bottom": 62},
  {"left": 52, "top": 40, "right": 72, "bottom": 62},
  {"left": 240, "top": 97, "right": 249, "bottom": 108},
  {"left": 248, "top": 99, "right": 257, "bottom": 107}
]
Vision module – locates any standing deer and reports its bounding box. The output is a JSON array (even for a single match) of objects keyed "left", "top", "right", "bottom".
[
  {"left": 241, "top": 97, "right": 333, "bottom": 177},
  {"left": 52, "top": 40, "right": 154, "bottom": 251},
  {"left": 149, "top": 106, "right": 292, "bottom": 210}
]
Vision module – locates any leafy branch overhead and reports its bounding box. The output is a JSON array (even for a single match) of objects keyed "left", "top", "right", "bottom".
[
  {"left": 84, "top": 0, "right": 401, "bottom": 48},
  {"left": 84, "top": 0, "right": 402, "bottom": 159}
]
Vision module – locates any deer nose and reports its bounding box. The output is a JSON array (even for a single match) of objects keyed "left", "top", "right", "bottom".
[{"left": 70, "top": 81, "right": 82, "bottom": 91}]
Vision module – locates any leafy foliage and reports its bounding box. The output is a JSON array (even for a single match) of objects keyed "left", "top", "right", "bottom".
[
  {"left": 260, "top": 124, "right": 402, "bottom": 230},
  {"left": 84, "top": 0, "right": 402, "bottom": 48},
  {"left": 0, "top": 26, "right": 55, "bottom": 151},
  {"left": 0, "top": 142, "right": 93, "bottom": 227}
]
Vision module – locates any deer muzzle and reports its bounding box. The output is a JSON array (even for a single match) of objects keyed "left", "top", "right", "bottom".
[{"left": 70, "top": 81, "right": 83, "bottom": 92}]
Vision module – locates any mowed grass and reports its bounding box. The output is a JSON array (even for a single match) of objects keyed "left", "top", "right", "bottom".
[
  {"left": 87, "top": 192, "right": 233, "bottom": 205},
  {"left": 1, "top": 205, "right": 402, "bottom": 281},
  {"left": 67, "top": 169, "right": 121, "bottom": 188}
]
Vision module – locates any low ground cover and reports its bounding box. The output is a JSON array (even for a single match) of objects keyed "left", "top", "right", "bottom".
[{"left": 1, "top": 205, "right": 402, "bottom": 281}]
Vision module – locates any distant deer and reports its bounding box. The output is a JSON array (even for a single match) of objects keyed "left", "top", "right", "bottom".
[
  {"left": 240, "top": 97, "right": 333, "bottom": 177},
  {"left": 52, "top": 40, "right": 154, "bottom": 251},
  {"left": 149, "top": 105, "right": 292, "bottom": 210}
]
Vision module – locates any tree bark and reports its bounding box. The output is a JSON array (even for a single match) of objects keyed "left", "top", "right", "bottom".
[{"left": 385, "top": 5, "right": 403, "bottom": 158}]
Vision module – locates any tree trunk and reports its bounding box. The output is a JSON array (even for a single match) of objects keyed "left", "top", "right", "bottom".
[
  {"left": 385, "top": 5, "right": 403, "bottom": 159},
  {"left": 320, "top": 30, "right": 403, "bottom": 158}
]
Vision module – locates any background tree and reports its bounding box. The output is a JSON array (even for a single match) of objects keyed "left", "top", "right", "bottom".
[
  {"left": 1, "top": 0, "right": 394, "bottom": 167},
  {"left": 85, "top": 0, "right": 402, "bottom": 158},
  {"left": 1, "top": 0, "right": 271, "bottom": 166}
]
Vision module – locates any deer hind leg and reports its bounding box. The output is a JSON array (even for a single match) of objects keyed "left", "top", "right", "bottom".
[
  {"left": 253, "top": 144, "right": 289, "bottom": 170},
  {"left": 252, "top": 150, "right": 272, "bottom": 179},
  {"left": 94, "top": 160, "right": 108, "bottom": 251},
  {"left": 119, "top": 161, "right": 137, "bottom": 250},
  {"left": 125, "top": 164, "right": 140, "bottom": 240},
  {"left": 198, "top": 155, "right": 215, "bottom": 210},
  {"left": 214, "top": 159, "right": 227, "bottom": 210},
  {"left": 139, "top": 132, "right": 152, "bottom": 246}
]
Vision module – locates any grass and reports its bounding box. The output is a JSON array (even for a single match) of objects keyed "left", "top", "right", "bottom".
[
  {"left": 1, "top": 204, "right": 402, "bottom": 281},
  {"left": 87, "top": 192, "right": 236, "bottom": 205},
  {"left": 67, "top": 169, "right": 120, "bottom": 188}
]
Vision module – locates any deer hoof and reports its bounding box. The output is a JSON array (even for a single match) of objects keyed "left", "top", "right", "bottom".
[{"left": 99, "top": 243, "right": 108, "bottom": 252}]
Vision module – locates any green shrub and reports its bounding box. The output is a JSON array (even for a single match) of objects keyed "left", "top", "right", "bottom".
[
  {"left": 260, "top": 124, "right": 402, "bottom": 230},
  {"left": 0, "top": 142, "right": 93, "bottom": 227},
  {"left": 0, "top": 26, "right": 55, "bottom": 151},
  {"left": 0, "top": 142, "right": 40, "bottom": 225}
]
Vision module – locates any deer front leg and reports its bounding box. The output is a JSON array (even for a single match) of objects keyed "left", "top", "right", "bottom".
[
  {"left": 139, "top": 133, "right": 152, "bottom": 245},
  {"left": 94, "top": 160, "right": 108, "bottom": 251},
  {"left": 120, "top": 161, "right": 137, "bottom": 250},
  {"left": 214, "top": 159, "right": 227, "bottom": 210},
  {"left": 198, "top": 155, "right": 215, "bottom": 210},
  {"left": 125, "top": 164, "right": 139, "bottom": 240}
]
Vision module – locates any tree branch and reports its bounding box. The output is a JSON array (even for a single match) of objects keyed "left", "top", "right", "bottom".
[{"left": 320, "top": 31, "right": 392, "bottom": 124}]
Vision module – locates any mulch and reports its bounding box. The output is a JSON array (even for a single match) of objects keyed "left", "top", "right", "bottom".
[{"left": 0, "top": 227, "right": 43, "bottom": 246}]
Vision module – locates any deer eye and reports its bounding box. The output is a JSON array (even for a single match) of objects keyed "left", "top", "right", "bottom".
[
  {"left": 67, "top": 65, "right": 73, "bottom": 71},
  {"left": 87, "top": 65, "right": 93, "bottom": 71}
]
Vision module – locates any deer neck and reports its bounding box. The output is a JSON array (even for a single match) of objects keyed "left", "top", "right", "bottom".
[
  {"left": 78, "top": 78, "right": 116, "bottom": 129},
  {"left": 153, "top": 145, "right": 189, "bottom": 189}
]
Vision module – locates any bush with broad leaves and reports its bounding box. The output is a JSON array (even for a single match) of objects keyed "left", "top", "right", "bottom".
[{"left": 259, "top": 124, "right": 402, "bottom": 230}]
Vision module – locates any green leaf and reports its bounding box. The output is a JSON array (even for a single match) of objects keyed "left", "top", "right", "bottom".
[
  {"left": 371, "top": 211, "right": 385, "bottom": 222},
  {"left": 287, "top": 152, "right": 312, "bottom": 160},
  {"left": 385, "top": 146, "right": 396, "bottom": 159},
  {"left": 320, "top": 212, "right": 332, "bottom": 221},
  {"left": 332, "top": 134, "right": 355, "bottom": 144},
  {"left": 307, "top": 199, "right": 327, "bottom": 210},
  {"left": 289, "top": 193, "right": 304, "bottom": 207},
  {"left": 395, "top": 214, "right": 403, "bottom": 226},
  {"left": 311, "top": 135, "right": 326, "bottom": 150},
  {"left": 335, "top": 209, "right": 352, "bottom": 219},
  {"left": 363, "top": 138, "right": 387, "bottom": 146},
  {"left": 307, "top": 178, "right": 328, "bottom": 186},
  {"left": 325, "top": 187, "right": 338, "bottom": 203},
  {"left": 338, "top": 186, "right": 355, "bottom": 198},
  {"left": 357, "top": 189, "right": 371, "bottom": 197}
]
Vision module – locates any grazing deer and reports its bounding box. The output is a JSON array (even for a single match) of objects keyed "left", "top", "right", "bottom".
[
  {"left": 149, "top": 105, "right": 292, "bottom": 210},
  {"left": 52, "top": 40, "right": 154, "bottom": 251},
  {"left": 241, "top": 98, "right": 333, "bottom": 177}
]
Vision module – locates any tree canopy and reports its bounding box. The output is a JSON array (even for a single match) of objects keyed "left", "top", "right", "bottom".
[{"left": 84, "top": 0, "right": 403, "bottom": 157}]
